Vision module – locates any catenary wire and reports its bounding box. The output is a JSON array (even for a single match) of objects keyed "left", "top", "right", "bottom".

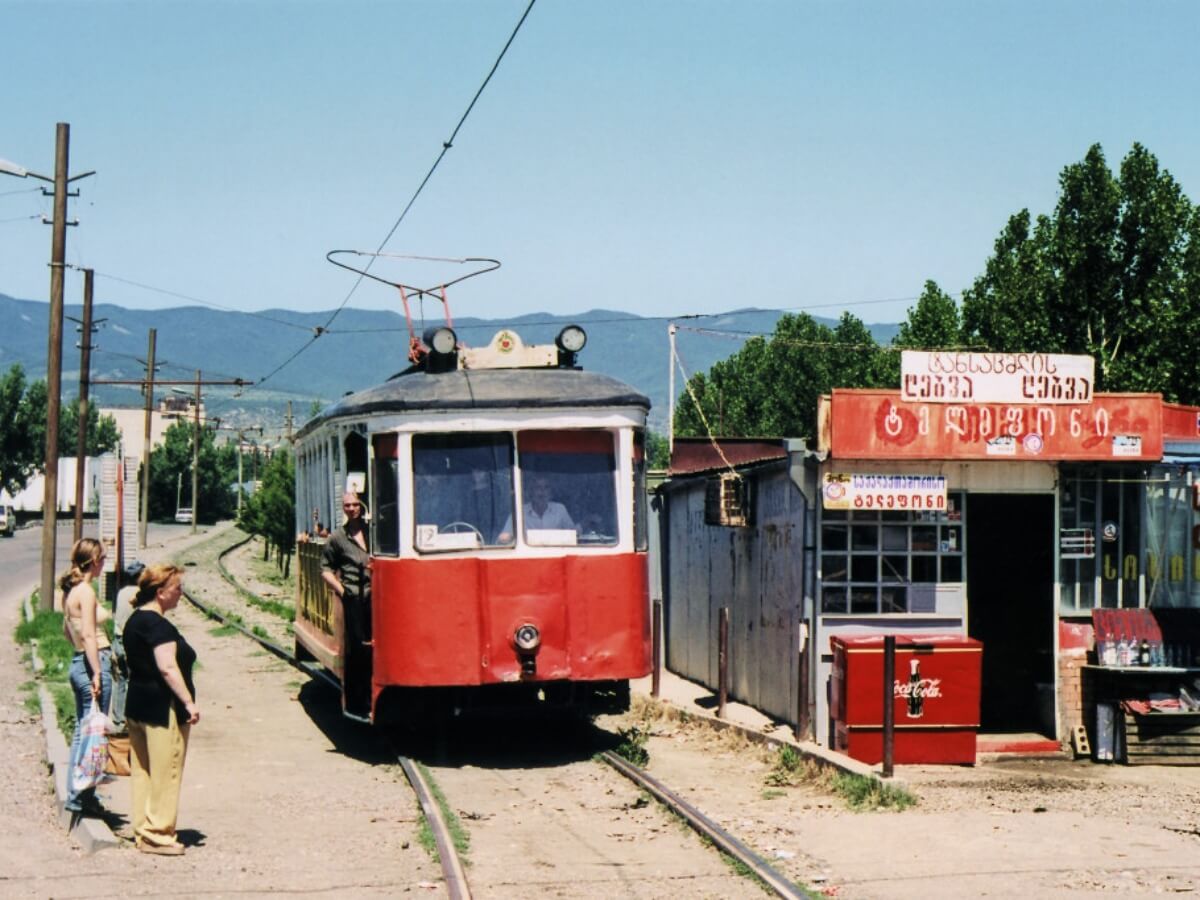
[{"left": 251, "top": 0, "right": 540, "bottom": 393}]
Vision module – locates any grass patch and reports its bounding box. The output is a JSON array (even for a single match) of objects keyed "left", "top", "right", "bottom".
[
  {"left": 414, "top": 761, "right": 470, "bottom": 864},
  {"left": 210, "top": 623, "right": 240, "bottom": 637},
  {"left": 19, "top": 680, "right": 39, "bottom": 717},
  {"left": 49, "top": 681, "right": 76, "bottom": 741},
  {"left": 831, "top": 772, "right": 917, "bottom": 811},
  {"left": 613, "top": 724, "right": 651, "bottom": 767},
  {"left": 761, "top": 788, "right": 786, "bottom": 800},
  {"left": 764, "top": 744, "right": 825, "bottom": 788}
]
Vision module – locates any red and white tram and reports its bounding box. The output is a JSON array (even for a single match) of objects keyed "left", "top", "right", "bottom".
[{"left": 293, "top": 321, "right": 652, "bottom": 722}]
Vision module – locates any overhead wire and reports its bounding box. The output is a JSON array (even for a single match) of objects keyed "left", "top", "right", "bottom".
[{"left": 252, "top": 0, "right": 538, "bottom": 392}]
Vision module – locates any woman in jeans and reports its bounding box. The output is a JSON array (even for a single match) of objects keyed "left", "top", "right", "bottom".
[
  {"left": 124, "top": 563, "right": 199, "bottom": 856},
  {"left": 60, "top": 538, "right": 113, "bottom": 814}
]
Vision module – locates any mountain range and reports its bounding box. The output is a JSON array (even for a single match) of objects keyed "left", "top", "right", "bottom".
[{"left": 0, "top": 292, "right": 899, "bottom": 436}]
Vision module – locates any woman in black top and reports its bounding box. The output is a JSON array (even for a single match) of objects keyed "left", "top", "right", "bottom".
[{"left": 124, "top": 563, "right": 199, "bottom": 856}]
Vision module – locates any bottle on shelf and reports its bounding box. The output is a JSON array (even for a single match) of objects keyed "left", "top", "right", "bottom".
[
  {"left": 1102, "top": 632, "right": 1119, "bottom": 666},
  {"left": 1139, "top": 638, "right": 1151, "bottom": 667},
  {"left": 1117, "top": 631, "right": 1130, "bottom": 667}
]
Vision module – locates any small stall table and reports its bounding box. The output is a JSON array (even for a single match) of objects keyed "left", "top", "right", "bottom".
[{"left": 1085, "top": 665, "right": 1200, "bottom": 765}]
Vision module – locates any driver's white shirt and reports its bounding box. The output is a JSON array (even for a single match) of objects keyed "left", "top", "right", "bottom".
[{"left": 524, "top": 501, "right": 574, "bottom": 531}]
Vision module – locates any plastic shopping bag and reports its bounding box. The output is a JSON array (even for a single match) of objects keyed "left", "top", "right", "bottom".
[{"left": 70, "top": 702, "right": 110, "bottom": 794}]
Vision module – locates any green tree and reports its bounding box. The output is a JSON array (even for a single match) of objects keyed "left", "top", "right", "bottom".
[
  {"left": 674, "top": 311, "right": 891, "bottom": 441},
  {"left": 0, "top": 365, "right": 42, "bottom": 495},
  {"left": 239, "top": 448, "right": 295, "bottom": 575},
  {"left": 0, "top": 364, "right": 120, "bottom": 495},
  {"left": 963, "top": 142, "right": 1198, "bottom": 401},
  {"left": 148, "top": 421, "right": 239, "bottom": 523}
]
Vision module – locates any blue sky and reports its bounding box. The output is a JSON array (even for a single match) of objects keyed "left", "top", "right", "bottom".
[{"left": 3, "top": 0, "right": 1199, "bottom": 331}]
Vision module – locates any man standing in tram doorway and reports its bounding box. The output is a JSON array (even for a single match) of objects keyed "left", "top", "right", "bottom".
[{"left": 321, "top": 491, "right": 373, "bottom": 718}]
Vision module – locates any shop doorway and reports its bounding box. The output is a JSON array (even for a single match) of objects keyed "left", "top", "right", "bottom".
[{"left": 966, "top": 493, "right": 1055, "bottom": 734}]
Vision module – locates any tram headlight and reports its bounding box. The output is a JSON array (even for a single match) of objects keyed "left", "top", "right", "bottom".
[
  {"left": 556, "top": 325, "right": 587, "bottom": 353},
  {"left": 555, "top": 325, "right": 586, "bottom": 367},
  {"left": 514, "top": 623, "right": 541, "bottom": 652},
  {"left": 422, "top": 326, "right": 459, "bottom": 373}
]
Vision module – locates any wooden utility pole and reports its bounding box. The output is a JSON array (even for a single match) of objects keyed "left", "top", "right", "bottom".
[
  {"left": 71, "top": 268, "right": 98, "bottom": 542},
  {"left": 41, "top": 124, "right": 71, "bottom": 611},
  {"left": 139, "top": 330, "right": 157, "bottom": 549},
  {"left": 192, "top": 371, "right": 201, "bottom": 534}
]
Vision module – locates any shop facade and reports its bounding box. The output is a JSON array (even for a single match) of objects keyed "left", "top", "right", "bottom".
[{"left": 817, "top": 384, "right": 1200, "bottom": 748}]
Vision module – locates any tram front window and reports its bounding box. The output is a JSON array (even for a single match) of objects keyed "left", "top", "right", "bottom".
[
  {"left": 413, "top": 433, "right": 515, "bottom": 551},
  {"left": 516, "top": 430, "right": 618, "bottom": 546}
]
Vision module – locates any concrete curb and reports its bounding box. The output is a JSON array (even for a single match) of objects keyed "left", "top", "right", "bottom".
[
  {"left": 638, "top": 691, "right": 891, "bottom": 784},
  {"left": 24, "top": 598, "right": 121, "bottom": 854}
]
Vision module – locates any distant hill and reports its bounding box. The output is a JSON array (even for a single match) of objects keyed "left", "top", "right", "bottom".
[{"left": 0, "top": 292, "right": 899, "bottom": 435}]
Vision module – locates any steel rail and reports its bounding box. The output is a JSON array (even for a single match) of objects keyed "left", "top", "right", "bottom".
[
  {"left": 397, "top": 757, "right": 472, "bottom": 900},
  {"left": 600, "top": 751, "right": 807, "bottom": 900},
  {"left": 180, "top": 539, "right": 472, "bottom": 899}
]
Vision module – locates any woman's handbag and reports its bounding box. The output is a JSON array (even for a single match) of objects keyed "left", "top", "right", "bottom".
[
  {"left": 105, "top": 733, "right": 131, "bottom": 776},
  {"left": 70, "top": 702, "right": 110, "bottom": 793}
]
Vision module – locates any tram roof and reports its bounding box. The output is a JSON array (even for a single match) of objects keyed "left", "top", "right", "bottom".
[{"left": 298, "top": 368, "right": 650, "bottom": 438}]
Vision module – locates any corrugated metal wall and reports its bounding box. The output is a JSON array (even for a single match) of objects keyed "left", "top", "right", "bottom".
[{"left": 662, "top": 462, "right": 808, "bottom": 724}]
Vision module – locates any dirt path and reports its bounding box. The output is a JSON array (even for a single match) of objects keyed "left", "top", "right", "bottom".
[
  {"left": 611, "top": 701, "right": 1200, "bottom": 898},
  {"left": 1, "top": 522, "right": 440, "bottom": 898}
]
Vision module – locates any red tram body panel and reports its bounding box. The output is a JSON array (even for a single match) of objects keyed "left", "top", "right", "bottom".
[{"left": 371, "top": 553, "right": 650, "bottom": 687}]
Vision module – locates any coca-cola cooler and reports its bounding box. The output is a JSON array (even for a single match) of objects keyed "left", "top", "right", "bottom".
[{"left": 830, "top": 633, "right": 983, "bottom": 765}]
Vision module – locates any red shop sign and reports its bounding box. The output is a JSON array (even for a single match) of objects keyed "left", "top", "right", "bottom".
[{"left": 828, "top": 389, "right": 1164, "bottom": 461}]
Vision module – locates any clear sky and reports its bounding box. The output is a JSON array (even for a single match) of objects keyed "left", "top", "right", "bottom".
[{"left": 3, "top": 0, "right": 1199, "bottom": 333}]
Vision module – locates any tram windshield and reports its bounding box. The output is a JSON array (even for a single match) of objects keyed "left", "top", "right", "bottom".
[
  {"left": 412, "top": 433, "right": 515, "bottom": 551},
  {"left": 515, "top": 430, "right": 617, "bottom": 546}
]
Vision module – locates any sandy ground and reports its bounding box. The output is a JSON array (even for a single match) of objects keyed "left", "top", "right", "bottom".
[{"left": 7, "top": 522, "right": 1200, "bottom": 899}]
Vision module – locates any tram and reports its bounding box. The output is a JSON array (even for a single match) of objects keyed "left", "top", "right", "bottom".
[{"left": 293, "top": 256, "right": 652, "bottom": 722}]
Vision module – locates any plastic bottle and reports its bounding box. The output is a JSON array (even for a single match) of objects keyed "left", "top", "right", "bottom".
[
  {"left": 1139, "top": 638, "right": 1151, "bottom": 666},
  {"left": 1117, "top": 631, "right": 1130, "bottom": 667},
  {"left": 1102, "top": 634, "right": 1118, "bottom": 666}
]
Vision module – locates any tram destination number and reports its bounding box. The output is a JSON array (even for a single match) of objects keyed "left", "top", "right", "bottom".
[{"left": 903, "top": 352, "right": 1092, "bottom": 403}]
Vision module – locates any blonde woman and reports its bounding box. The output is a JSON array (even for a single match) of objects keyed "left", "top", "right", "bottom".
[
  {"left": 60, "top": 538, "right": 113, "bottom": 814},
  {"left": 124, "top": 563, "right": 199, "bottom": 856}
]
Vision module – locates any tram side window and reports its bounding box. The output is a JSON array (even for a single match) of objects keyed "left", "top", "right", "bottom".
[
  {"left": 373, "top": 446, "right": 400, "bottom": 557},
  {"left": 516, "top": 430, "right": 617, "bottom": 546},
  {"left": 412, "top": 433, "right": 515, "bottom": 552}
]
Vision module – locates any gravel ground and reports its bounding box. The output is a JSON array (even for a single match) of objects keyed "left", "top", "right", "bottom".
[{"left": 8, "top": 522, "right": 1200, "bottom": 899}]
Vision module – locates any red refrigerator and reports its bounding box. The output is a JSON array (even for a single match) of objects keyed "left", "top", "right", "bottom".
[{"left": 830, "top": 633, "right": 983, "bottom": 765}]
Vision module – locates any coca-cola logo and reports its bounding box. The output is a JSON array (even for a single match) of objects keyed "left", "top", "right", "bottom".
[{"left": 894, "top": 678, "right": 942, "bottom": 699}]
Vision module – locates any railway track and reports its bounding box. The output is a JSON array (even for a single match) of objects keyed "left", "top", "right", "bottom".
[
  {"left": 195, "top": 535, "right": 807, "bottom": 900},
  {"left": 185, "top": 539, "right": 472, "bottom": 900}
]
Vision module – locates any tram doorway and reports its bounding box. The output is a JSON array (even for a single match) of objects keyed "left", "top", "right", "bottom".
[{"left": 966, "top": 493, "right": 1055, "bottom": 734}]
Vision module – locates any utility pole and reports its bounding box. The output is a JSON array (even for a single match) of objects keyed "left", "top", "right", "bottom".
[
  {"left": 69, "top": 269, "right": 102, "bottom": 542},
  {"left": 93, "top": 370, "right": 251, "bottom": 539},
  {"left": 139, "top": 330, "right": 157, "bottom": 548},
  {"left": 192, "top": 371, "right": 201, "bottom": 535},
  {"left": 285, "top": 401, "right": 294, "bottom": 443},
  {"left": 0, "top": 126, "right": 94, "bottom": 610}
]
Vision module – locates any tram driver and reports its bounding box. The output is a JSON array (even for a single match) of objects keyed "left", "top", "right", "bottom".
[
  {"left": 497, "top": 475, "right": 575, "bottom": 543},
  {"left": 321, "top": 492, "right": 373, "bottom": 717}
]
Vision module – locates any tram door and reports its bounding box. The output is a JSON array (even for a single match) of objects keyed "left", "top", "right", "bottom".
[{"left": 966, "top": 493, "right": 1055, "bottom": 733}]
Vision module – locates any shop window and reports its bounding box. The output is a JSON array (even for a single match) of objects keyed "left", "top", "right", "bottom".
[
  {"left": 819, "top": 491, "right": 966, "bottom": 615},
  {"left": 1059, "top": 464, "right": 1200, "bottom": 612}
]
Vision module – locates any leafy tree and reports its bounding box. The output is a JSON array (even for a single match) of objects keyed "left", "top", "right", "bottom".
[
  {"left": 238, "top": 448, "right": 295, "bottom": 575},
  {"left": 963, "top": 142, "right": 1198, "bottom": 401},
  {"left": 0, "top": 365, "right": 42, "bottom": 495},
  {"left": 645, "top": 431, "right": 670, "bottom": 470},
  {"left": 147, "top": 421, "right": 239, "bottom": 523},
  {"left": 0, "top": 364, "right": 120, "bottom": 495},
  {"left": 674, "top": 311, "right": 891, "bottom": 441}
]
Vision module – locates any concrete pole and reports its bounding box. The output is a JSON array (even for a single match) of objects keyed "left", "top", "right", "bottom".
[
  {"left": 191, "top": 371, "right": 200, "bottom": 535},
  {"left": 73, "top": 268, "right": 94, "bottom": 543},
  {"left": 138, "top": 329, "right": 156, "bottom": 549},
  {"left": 40, "top": 123, "right": 70, "bottom": 611}
]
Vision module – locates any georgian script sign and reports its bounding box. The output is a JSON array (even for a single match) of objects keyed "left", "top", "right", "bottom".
[
  {"left": 829, "top": 390, "right": 1163, "bottom": 461},
  {"left": 822, "top": 472, "right": 947, "bottom": 511},
  {"left": 900, "top": 351, "right": 1095, "bottom": 404}
]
